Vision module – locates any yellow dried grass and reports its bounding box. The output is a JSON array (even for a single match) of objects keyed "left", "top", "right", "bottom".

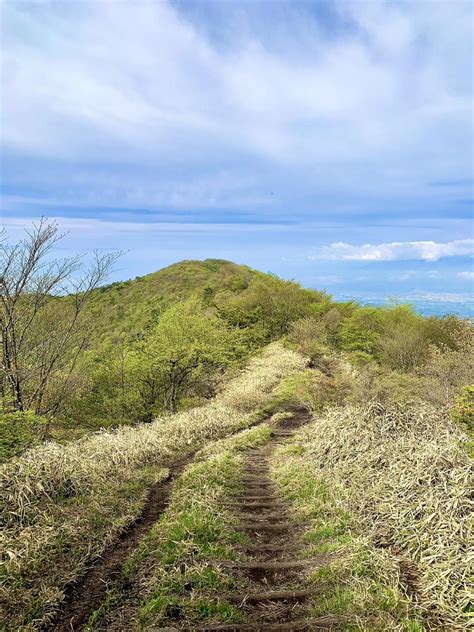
[{"left": 296, "top": 403, "right": 473, "bottom": 629}]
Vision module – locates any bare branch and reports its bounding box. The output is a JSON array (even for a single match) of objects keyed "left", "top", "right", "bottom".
[{"left": 0, "top": 219, "right": 122, "bottom": 413}]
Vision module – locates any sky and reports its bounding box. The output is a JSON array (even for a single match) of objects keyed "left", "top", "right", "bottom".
[{"left": 1, "top": 0, "right": 473, "bottom": 301}]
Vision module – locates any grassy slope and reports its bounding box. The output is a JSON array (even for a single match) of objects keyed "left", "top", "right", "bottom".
[
  {"left": 281, "top": 404, "right": 472, "bottom": 630},
  {"left": 84, "top": 259, "right": 258, "bottom": 344},
  {"left": 1, "top": 344, "right": 306, "bottom": 630}
]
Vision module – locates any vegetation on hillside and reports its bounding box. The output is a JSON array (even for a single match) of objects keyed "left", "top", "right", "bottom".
[
  {"left": 279, "top": 404, "right": 472, "bottom": 629},
  {"left": 2, "top": 221, "right": 472, "bottom": 458},
  {"left": 0, "top": 343, "right": 305, "bottom": 629},
  {"left": 1, "top": 220, "right": 472, "bottom": 630}
]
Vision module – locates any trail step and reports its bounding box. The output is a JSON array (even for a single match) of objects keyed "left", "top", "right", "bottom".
[
  {"left": 240, "top": 478, "right": 274, "bottom": 483},
  {"left": 225, "top": 587, "right": 319, "bottom": 604},
  {"left": 230, "top": 502, "right": 282, "bottom": 509},
  {"left": 234, "top": 495, "right": 278, "bottom": 501},
  {"left": 188, "top": 615, "right": 347, "bottom": 630},
  {"left": 238, "top": 543, "right": 301, "bottom": 553},
  {"left": 218, "top": 559, "right": 322, "bottom": 570},
  {"left": 239, "top": 521, "right": 295, "bottom": 530},
  {"left": 236, "top": 508, "right": 283, "bottom": 515}
]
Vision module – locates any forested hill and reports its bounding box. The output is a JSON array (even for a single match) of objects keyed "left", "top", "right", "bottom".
[
  {"left": 82, "top": 258, "right": 329, "bottom": 347},
  {"left": 84, "top": 259, "right": 261, "bottom": 343}
]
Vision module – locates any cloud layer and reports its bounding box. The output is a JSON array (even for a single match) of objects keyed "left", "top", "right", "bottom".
[
  {"left": 312, "top": 239, "right": 474, "bottom": 262},
  {"left": 1, "top": 0, "right": 472, "bottom": 213},
  {"left": 0, "top": 0, "right": 472, "bottom": 297}
]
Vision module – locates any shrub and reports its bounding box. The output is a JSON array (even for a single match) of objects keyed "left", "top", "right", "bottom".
[
  {"left": 422, "top": 327, "right": 474, "bottom": 404},
  {"left": 287, "top": 316, "right": 328, "bottom": 362},
  {"left": 340, "top": 307, "right": 384, "bottom": 355},
  {"left": 216, "top": 276, "right": 328, "bottom": 341},
  {"left": 451, "top": 385, "right": 474, "bottom": 431},
  {"left": 378, "top": 305, "right": 428, "bottom": 371},
  {"left": 276, "top": 369, "right": 352, "bottom": 412},
  {"left": 0, "top": 410, "right": 47, "bottom": 462}
]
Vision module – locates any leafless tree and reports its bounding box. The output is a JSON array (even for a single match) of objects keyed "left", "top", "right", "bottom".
[{"left": 0, "top": 218, "right": 121, "bottom": 414}]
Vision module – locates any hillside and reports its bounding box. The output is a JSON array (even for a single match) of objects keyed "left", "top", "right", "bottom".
[
  {"left": 83, "top": 259, "right": 260, "bottom": 344},
  {"left": 1, "top": 238, "right": 473, "bottom": 630},
  {"left": 2, "top": 344, "right": 472, "bottom": 630}
]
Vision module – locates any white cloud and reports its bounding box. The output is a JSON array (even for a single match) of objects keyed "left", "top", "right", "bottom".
[
  {"left": 458, "top": 271, "right": 474, "bottom": 280},
  {"left": 309, "top": 239, "right": 474, "bottom": 262},
  {"left": 0, "top": 0, "right": 472, "bottom": 222},
  {"left": 1, "top": 1, "right": 471, "bottom": 167}
]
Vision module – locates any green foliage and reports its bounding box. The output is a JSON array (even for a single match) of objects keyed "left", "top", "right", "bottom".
[
  {"left": 215, "top": 274, "right": 329, "bottom": 342},
  {"left": 83, "top": 259, "right": 257, "bottom": 345},
  {"left": 377, "top": 305, "right": 428, "bottom": 371},
  {"left": 451, "top": 386, "right": 474, "bottom": 431},
  {"left": 0, "top": 410, "right": 47, "bottom": 461},
  {"left": 340, "top": 306, "right": 384, "bottom": 355},
  {"left": 3, "top": 255, "right": 472, "bottom": 456},
  {"left": 129, "top": 299, "right": 245, "bottom": 416},
  {"left": 424, "top": 315, "right": 468, "bottom": 351}
]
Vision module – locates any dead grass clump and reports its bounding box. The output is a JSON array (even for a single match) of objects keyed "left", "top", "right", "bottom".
[{"left": 296, "top": 403, "right": 472, "bottom": 629}]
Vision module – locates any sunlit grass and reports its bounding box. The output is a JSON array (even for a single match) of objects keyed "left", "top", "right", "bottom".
[{"left": 1, "top": 343, "right": 305, "bottom": 629}]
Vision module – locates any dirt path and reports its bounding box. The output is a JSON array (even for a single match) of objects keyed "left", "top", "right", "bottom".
[
  {"left": 45, "top": 456, "right": 193, "bottom": 632},
  {"left": 192, "top": 410, "right": 344, "bottom": 631},
  {"left": 45, "top": 415, "right": 277, "bottom": 631},
  {"left": 48, "top": 410, "right": 343, "bottom": 631}
]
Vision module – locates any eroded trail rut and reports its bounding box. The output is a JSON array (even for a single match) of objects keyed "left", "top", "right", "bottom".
[
  {"left": 47, "top": 457, "right": 193, "bottom": 632},
  {"left": 192, "top": 411, "right": 342, "bottom": 632}
]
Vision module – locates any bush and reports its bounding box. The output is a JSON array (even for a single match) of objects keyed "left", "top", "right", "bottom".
[
  {"left": 287, "top": 316, "right": 328, "bottom": 363},
  {"left": 422, "top": 327, "right": 474, "bottom": 404},
  {"left": 340, "top": 307, "right": 384, "bottom": 355},
  {"left": 276, "top": 369, "right": 352, "bottom": 412},
  {"left": 451, "top": 386, "right": 474, "bottom": 432},
  {"left": 216, "top": 276, "right": 328, "bottom": 341},
  {"left": 0, "top": 410, "right": 47, "bottom": 461},
  {"left": 377, "top": 305, "right": 428, "bottom": 371}
]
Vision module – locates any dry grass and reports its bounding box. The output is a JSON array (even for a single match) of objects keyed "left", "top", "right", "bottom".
[
  {"left": 1, "top": 343, "right": 305, "bottom": 527},
  {"left": 293, "top": 403, "right": 472, "bottom": 629},
  {"left": 0, "top": 342, "right": 306, "bottom": 629}
]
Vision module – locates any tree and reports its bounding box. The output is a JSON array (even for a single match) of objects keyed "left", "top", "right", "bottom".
[
  {"left": 340, "top": 306, "right": 384, "bottom": 355},
  {"left": 131, "top": 300, "right": 244, "bottom": 416},
  {"left": 0, "top": 219, "right": 121, "bottom": 414}
]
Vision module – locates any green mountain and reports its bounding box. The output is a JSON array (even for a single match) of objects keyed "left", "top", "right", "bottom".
[{"left": 85, "top": 259, "right": 260, "bottom": 343}]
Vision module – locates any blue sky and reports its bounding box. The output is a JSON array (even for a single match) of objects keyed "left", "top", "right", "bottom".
[{"left": 1, "top": 0, "right": 473, "bottom": 299}]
